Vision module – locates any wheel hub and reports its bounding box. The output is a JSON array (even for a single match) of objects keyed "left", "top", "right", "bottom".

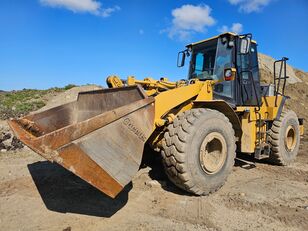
[
  {"left": 285, "top": 125, "right": 296, "bottom": 151},
  {"left": 199, "top": 132, "right": 227, "bottom": 174}
]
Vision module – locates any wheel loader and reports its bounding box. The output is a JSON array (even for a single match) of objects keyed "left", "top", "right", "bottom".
[{"left": 9, "top": 32, "right": 304, "bottom": 198}]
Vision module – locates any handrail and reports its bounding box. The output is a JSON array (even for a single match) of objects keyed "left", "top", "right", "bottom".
[{"left": 273, "top": 57, "right": 289, "bottom": 106}]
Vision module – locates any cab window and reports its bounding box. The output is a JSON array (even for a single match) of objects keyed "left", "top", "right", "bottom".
[
  {"left": 213, "top": 38, "right": 233, "bottom": 99},
  {"left": 190, "top": 40, "right": 217, "bottom": 80}
]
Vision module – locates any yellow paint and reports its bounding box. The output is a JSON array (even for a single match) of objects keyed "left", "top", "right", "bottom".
[
  {"left": 236, "top": 96, "right": 285, "bottom": 153},
  {"left": 300, "top": 125, "right": 304, "bottom": 136},
  {"left": 106, "top": 75, "right": 124, "bottom": 88},
  {"left": 236, "top": 96, "right": 282, "bottom": 121},
  {"left": 240, "top": 112, "right": 256, "bottom": 153},
  {"left": 106, "top": 74, "right": 302, "bottom": 154},
  {"left": 195, "top": 80, "right": 215, "bottom": 101},
  {"left": 154, "top": 81, "right": 204, "bottom": 121}
]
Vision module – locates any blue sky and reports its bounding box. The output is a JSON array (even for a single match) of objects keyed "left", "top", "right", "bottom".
[{"left": 0, "top": 0, "right": 307, "bottom": 90}]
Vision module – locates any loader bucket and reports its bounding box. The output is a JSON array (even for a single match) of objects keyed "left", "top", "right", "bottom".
[{"left": 8, "top": 85, "right": 155, "bottom": 198}]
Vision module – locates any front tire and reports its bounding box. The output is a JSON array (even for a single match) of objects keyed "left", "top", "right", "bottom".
[
  {"left": 268, "top": 110, "right": 300, "bottom": 165},
  {"left": 161, "top": 108, "right": 236, "bottom": 196}
]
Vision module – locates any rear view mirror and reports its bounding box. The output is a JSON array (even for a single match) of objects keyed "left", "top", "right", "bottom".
[
  {"left": 240, "top": 36, "right": 251, "bottom": 54},
  {"left": 177, "top": 51, "right": 186, "bottom": 67}
]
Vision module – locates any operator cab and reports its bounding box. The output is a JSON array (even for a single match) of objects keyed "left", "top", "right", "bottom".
[{"left": 177, "top": 32, "right": 261, "bottom": 107}]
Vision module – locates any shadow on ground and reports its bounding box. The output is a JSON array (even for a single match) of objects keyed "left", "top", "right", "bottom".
[
  {"left": 28, "top": 161, "right": 131, "bottom": 217},
  {"left": 235, "top": 152, "right": 257, "bottom": 169},
  {"left": 141, "top": 148, "right": 194, "bottom": 196},
  {"left": 142, "top": 149, "right": 260, "bottom": 196}
]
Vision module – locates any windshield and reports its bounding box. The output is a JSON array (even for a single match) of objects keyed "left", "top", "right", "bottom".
[
  {"left": 189, "top": 38, "right": 233, "bottom": 82},
  {"left": 190, "top": 40, "right": 217, "bottom": 80},
  {"left": 189, "top": 37, "right": 234, "bottom": 99}
]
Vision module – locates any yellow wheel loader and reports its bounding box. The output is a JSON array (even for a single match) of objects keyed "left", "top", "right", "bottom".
[{"left": 9, "top": 33, "right": 304, "bottom": 198}]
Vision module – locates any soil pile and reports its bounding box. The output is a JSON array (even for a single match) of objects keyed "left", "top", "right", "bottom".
[
  {"left": 258, "top": 53, "right": 302, "bottom": 84},
  {"left": 36, "top": 84, "right": 102, "bottom": 112}
]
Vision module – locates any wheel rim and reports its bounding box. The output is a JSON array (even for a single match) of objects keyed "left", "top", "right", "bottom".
[
  {"left": 284, "top": 125, "right": 297, "bottom": 151},
  {"left": 199, "top": 132, "right": 227, "bottom": 175}
]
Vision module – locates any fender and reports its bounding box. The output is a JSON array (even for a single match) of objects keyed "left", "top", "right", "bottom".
[{"left": 193, "top": 100, "right": 242, "bottom": 140}]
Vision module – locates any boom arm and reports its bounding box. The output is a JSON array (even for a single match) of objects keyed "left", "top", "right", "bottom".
[{"left": 106, "top": 75, "right": 186, "bottom": 96}]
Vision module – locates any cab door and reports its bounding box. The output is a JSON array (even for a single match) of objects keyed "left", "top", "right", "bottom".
[
  {"left": 213, "top": 37, "right": 236, "bottom": 105},
  {"left": 236, "top": 43, "right": 261, "bottom": 106}
]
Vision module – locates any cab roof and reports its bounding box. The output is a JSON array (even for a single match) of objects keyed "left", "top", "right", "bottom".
[{"left": 186, "top": 32, "right": 257, "bottom": 48}]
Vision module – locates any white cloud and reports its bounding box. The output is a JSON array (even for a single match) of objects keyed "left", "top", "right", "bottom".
[
  {"left": 218, "top": 23, "right": 243, "bottom": 34},
  {"left": 232, "top": 23, "right": 243, "bottom": 33},
  {"left": 228, "top": 0, "right": 272, "bottom": 13},
  {"left": 218, "top": 25, "right": 229, "bottom": 33},
  {"left": 40, "top": 0, "right": 120, "bottom": 17},
  {"left": 163, "top": 4, "right": 216, "bottom": 41}
]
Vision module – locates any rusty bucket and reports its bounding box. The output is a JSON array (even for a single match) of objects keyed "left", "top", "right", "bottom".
[{"left": 8, "top": 85, "right": 155, "bottom": 198}]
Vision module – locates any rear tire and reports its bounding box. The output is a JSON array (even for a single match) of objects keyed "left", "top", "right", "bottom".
[
  {"left": 161, "top": 108, "right": 236, "bottom": 195},
  {"left": 268, "top": 110, "right": 300, "bottom": 165}
]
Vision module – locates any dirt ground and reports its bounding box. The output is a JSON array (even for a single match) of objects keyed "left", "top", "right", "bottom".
[{"left": 0, "top": 120, "right": 307, "bottom": 231}]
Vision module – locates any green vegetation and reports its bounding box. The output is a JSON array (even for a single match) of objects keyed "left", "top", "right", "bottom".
[
  {"left": 64, "top": 84, "right": 78, "bottom": 90},
  {"left": 0, "top": 84, "right": 78, "bottom": 119}
]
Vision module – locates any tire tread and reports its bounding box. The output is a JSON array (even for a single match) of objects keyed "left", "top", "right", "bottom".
[{"left": 161, "top": 108, "right": 236, "bottom": 195}]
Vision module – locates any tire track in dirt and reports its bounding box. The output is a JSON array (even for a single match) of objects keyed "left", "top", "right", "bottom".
[
  {"left": 222, "top": 196, "right": 308, "bottom": 230},
  {"left": 0, "top": 177, "right": 37, "bottom": 197},
  {"left": 256, "top": 164, "right": 308, "bottom": 183}
]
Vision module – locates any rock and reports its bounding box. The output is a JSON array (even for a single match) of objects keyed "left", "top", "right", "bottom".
[
  {"left": 0, "top": 141, "right": 5, "bottom": 150},
  {"left": 0, "top": 130, "right": 10, "bottom": 139},
  {"left": 2, "top": 136, "right": 13, "bottom": 147},
  {"left": 0, "top": 127, "right": 23, "bottom": 151},
  {"left": 11, "top": 137, "right": 24, "bottom": 150},
  {"left": 240, "top": 192, "right": 246, "bottom": 197},
  {"left": 63, "top": 227, "right": 71, "bottom": 231},
  {"left": 145, "top": 180, "right": 161, "bottom": 187}
]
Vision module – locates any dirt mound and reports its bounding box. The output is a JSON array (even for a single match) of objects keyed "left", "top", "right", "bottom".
[
  {"left": 285, "top": 80, "right": 308, "bottom": 125},
  {"left": 258, "top": 53, "right": 303, "bottom": 84},
  {"left": 0, "top": 87, "right": 67, "bottom": 120},
  {"left": 35, "top": 84, "right": 102, "bottom": 112},
  {"left": 0, "top": 85, "right": 103, "bottom": 120}
]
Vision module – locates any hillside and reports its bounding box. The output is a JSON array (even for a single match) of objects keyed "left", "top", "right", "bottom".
[
  {"left": 259, "top": 53, "right": 308, "bottom": 124},
  {"left": 0, "top": 84, "right": 102, "bottom": 120}
]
